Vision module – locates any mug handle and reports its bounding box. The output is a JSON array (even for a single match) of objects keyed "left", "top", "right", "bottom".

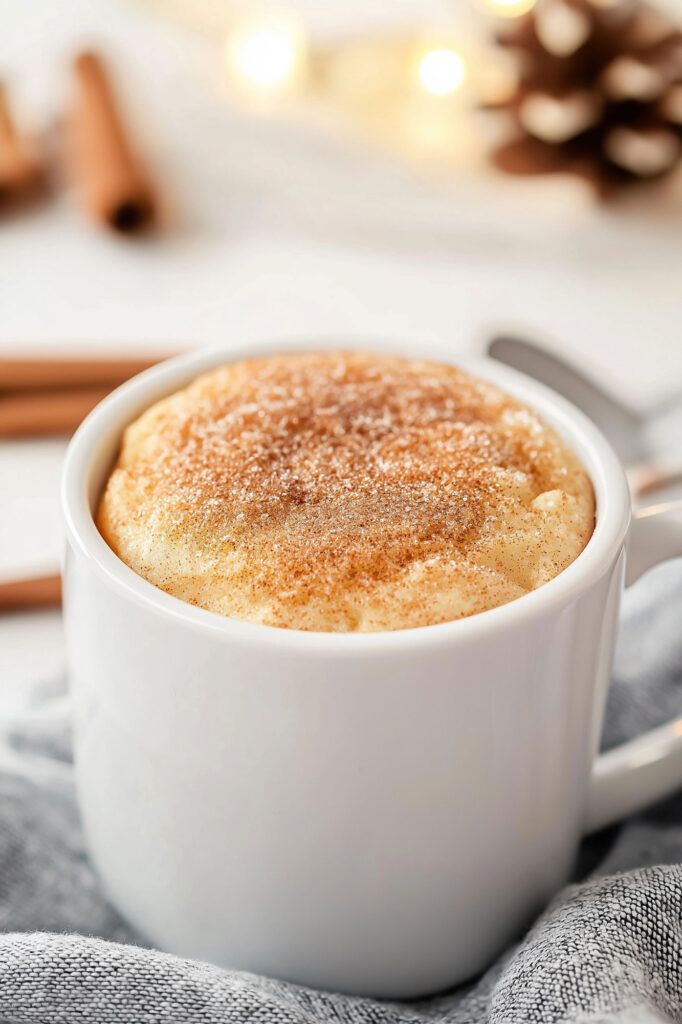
[{"left": 585, "top": 500, "right": 682, "bottom": 833}]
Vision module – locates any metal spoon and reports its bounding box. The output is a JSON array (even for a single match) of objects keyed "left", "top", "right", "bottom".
[{"left": 485, "top": 330, "right": 682, "bottom": 499}]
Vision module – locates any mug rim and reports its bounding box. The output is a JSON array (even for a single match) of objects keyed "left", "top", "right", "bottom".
[{"left": 61, "top": 338, "right": 631, "bottom": 652}]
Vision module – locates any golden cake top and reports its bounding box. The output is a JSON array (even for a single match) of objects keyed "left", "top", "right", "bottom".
[{"left": 97, "top": 351, "right": 594, "bottom": 631}]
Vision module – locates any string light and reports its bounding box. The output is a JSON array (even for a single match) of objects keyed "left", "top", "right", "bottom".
[
  {"left": 236, "top": 28, "right": 295, "bottom": 85},
  {"left": 223, "top": 11, "right": 308, "bottom": 102},
  {"left": 418, "top": 49, "right": 465, "bottom": 96},
  {"left": 215, "top": 7, "right": 494, "bottom": 161}
]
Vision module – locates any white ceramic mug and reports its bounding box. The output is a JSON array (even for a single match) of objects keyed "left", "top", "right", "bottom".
[{"left": 62, "top": 340, "right": 682, "bottom": 999}]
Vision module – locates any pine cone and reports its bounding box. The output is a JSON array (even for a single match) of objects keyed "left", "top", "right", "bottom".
[{"left": 490, "top": 0, "right": 682, "bottom": 194}]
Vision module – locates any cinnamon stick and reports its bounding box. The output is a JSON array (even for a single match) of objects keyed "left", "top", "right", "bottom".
[
  {"left": 0, "top": 81, "right": 44, "bottom": 203},
  {"left": 0, "top": 386, "right": 111, "bottom": 438},
  {"left": 0, "top": 353, "right": 167, "bottom": 392},
  {"left": 0, "top": 573, "right": 62, "bottom": 612},
  {"left": 68, "top": 51, "right": 155, "bottom": 233}
]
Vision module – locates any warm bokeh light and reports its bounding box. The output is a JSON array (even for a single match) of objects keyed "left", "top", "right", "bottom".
[
  {"left": 482, "top": 0, "right": 537, "bottom": 18},
  {"left": 237, "top": 28, "right": 295, "bottom": 85},
  {"left": 223, "top": 11, "right": 308, "bottom": 100},
  {"left": 418, "top": 49, "right": 465, "bottom": 96}
]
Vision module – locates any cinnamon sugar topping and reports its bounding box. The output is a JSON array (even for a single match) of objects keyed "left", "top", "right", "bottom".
[{"left": 97, "top": 352, "right": 595, "bottom": 631}]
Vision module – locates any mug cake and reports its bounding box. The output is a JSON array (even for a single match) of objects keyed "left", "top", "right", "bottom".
[{"left": 97, "top": 351, "right": 594, "bottom": 631}]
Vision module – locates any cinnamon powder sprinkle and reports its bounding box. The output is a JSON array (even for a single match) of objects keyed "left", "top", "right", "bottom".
[{"left": 97, "top": 351, "right": 595, "bottom": 632}]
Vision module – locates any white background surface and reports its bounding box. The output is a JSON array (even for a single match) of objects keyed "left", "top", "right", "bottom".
[{"left": 2, "top": 0, "right": 682, "bottom": 681}]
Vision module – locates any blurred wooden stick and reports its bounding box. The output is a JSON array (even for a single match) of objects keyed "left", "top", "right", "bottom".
[
  {"left": 0, "top": 353, "right": 166, "bottom": 392},
  {"left": 0, "top": 386, "right": 111, "bottom": 438},
  {"left": 0, "top": 573, "right": 61, "bottom": 612},
  {"left": 68, "top": 51, "right": 155, "bottom": 233},
  {"left": 0, "top": 80, "right": 44, "bottom": 202}
]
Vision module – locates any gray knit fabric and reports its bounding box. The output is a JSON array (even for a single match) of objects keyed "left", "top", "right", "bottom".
[{"left": 2, "top": 562, "right": 682, "bottom": 1024}]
